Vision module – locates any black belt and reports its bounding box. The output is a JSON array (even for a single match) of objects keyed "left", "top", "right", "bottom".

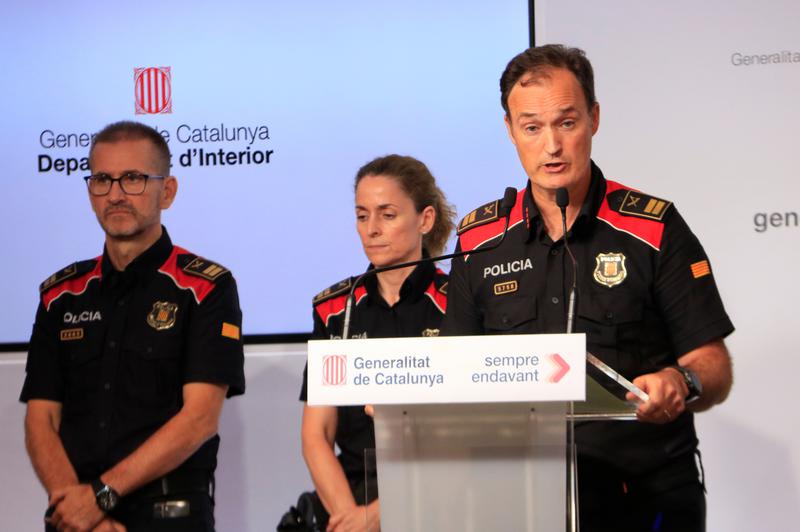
[{"left": 133, "top": 469, "right": 214, "bottom": 499}]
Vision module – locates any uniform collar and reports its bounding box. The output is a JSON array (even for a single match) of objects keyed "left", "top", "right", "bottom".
[
  {"left": 363, "top": 255, "right": 436, "bottom": 307},
  {"left": 522, "top": 160, "right": 608, "bottom": 242},
  {"left": 101, "top": 226, "right": 173, "bottom": 282}
]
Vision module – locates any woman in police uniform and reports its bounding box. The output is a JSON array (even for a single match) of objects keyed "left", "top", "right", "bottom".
[{"left": 298, "top": 154, "right": 455, "bottom": 532}]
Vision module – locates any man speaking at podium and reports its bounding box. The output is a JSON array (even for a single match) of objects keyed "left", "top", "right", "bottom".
[
  {"left": 20, "top": 121, "right": 245, "bottom": 531},
  {"left": 443, "top": 45, "right": 734, "bottom": 531}
]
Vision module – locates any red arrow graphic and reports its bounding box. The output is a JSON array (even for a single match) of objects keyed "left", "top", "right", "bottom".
[{"left": 548, "top": 353, "right": 570, "bottom": 383}]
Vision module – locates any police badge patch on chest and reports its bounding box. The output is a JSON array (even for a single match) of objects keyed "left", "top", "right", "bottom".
[
  {"left": 147, "top": 301, "right": 178, "bottom": 330},
  {"left": 593, "top": 253, "right": 627, "bottom": 287}
]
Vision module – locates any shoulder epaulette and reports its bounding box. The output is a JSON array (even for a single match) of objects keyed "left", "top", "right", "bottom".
[
  {"left": 597, "top": 180, "right": 671, "bottom": 251},
  {"left": 457, "top": 199, "right": 501, "bottom": 235},
  {"left": 313, "top": 278, "right": 353, "bottom": 306},
  {"left": 456, "top": 189, "right": 526, "bottom": 257},
  {"left": 40, "top": 258, "right": 102, "bottom": 311},
  {"left": 158, "top": 247, "right": 229, "bottom": 304},
  {"left": 313, "top": 277, "right": 367, "bottom": 328},
  {"left": 606, "top": 187, "right": 672, "bottom": 222},
  {"left": 178, "top": 254, "right": 230, "bottom": 282},
  {"left": 39, "top": 259, "right": 98, "bottom": 294}
]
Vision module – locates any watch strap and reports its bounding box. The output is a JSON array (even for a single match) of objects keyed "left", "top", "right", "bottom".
[
  {"left": 91, "top": 478, "right": 105, "bottom": 497},
  {"left": 672, "top": 365, "right": 702, "bottom": 402},
  {"left": 91, "top": 477, "right": 119, "bottom": 512}
]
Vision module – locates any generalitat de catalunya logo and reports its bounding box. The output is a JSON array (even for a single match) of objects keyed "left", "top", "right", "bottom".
[
  {"left": 134, "top": 66, "right": 172, "bottom": 115},
  {"left": 322, "top": 355, "right": 347, "bottom": 386}
]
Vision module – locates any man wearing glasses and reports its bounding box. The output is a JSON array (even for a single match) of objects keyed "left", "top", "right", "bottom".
[{"left": 20, "top": 121, "right": 245, "bottom": 531}]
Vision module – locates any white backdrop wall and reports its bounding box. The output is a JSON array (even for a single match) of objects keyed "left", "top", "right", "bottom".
[{"left": 535, "top": 1, "right": 800, "bottom": 530}]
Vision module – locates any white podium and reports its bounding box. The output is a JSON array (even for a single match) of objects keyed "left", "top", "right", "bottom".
[{"left": 307, "top": 334, "right": 587, "bottom": 532}]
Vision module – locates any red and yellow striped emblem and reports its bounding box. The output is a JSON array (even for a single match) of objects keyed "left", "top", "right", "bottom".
[
  {"left": 690, "top": 260, "right": 711, "bottom": 279},
  {"left": 221, "top": 322, "right": 240, "bottom": 340}
]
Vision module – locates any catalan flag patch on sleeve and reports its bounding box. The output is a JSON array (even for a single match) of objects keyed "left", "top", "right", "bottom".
[
  {"left": 221, "top": 322, "right": 241, "bottom": 340},
  {"left": 690, "top": 260, "right": 711, "bottom": 279}
]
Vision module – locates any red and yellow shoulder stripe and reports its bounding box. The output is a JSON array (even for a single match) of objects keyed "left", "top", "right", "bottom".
[
  {"left": 158, "top": 246, "right": 230, "bottom": 304},
  {"left": 597, "top": 180, "right": 672, "bottom": 251},
  {"left": 456, "top": 189, "right": 526, "bottom": 255},
  {"left": 40, "top": 258, "right": 102, "bottom": 311},
  {"left": 313, "top": 277, "right": 367, "bottom": 327}
]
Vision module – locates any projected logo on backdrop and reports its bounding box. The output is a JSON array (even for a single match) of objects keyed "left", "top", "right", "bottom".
[
  {"left": 322, "top": 355, "right": 347, "bottom": 386},
  {"left": 134, "top": 67, "right": 172, "bottom": 115},
  {"left": 35, "top": 65, "right": 275, "bottom": 175}
]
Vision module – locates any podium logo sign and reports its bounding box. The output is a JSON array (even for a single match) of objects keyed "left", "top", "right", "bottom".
[
  {"left": 322, "top": 355, "right": 347, "bottom": 385},
  {"left": 134, "top": 67, "right": 172, "bottom": 115},
  {"left": 307, "top": 335, "right": 586, "bottom": 406}
]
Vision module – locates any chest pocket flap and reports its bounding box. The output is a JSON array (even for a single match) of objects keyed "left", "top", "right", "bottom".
[
  {"left": 483, "top": 295, "right": 538, "bottom": 332},
  {"left": 577, "top": 290, "right": 644, "bottom": 347}
]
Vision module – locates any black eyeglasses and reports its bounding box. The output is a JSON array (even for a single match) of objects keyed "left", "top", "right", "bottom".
[{"left": 83, "top": 172, "right": 165, "bottom": 196}]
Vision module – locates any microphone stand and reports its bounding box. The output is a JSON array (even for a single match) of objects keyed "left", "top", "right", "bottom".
[{"left": 557, "top": 187, "right": 580, "bottom": 532}]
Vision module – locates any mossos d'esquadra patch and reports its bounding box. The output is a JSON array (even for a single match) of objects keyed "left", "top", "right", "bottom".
[
  {"left": 593, "top": 252, "right": 627, "bottom": 287},
  {"left": 147, "top": 301, "right": 178, "bottom": 330}
]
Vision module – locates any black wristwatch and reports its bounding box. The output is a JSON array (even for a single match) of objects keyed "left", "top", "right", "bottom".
[
  {"left": 91, "top": 478, "right": 120, "bottom": 512},
  {"left": 672, "top": 365, "right": 702, "bottom": 403}
]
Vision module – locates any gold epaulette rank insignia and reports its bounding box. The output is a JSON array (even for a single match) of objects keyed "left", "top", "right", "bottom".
[
  {"left": 39, "top": 260, "right": 96, "bottom": 294},
  {"left": 457, "top": 199, "right": 501, "bottom": 235},
  {"left": 610, "top": 189, "right": 672, "bottom": 221},
  {"left": 182, "top": 257, "right": 229, "bottom": 282},
  {"left": 313, "top": 278, "right": 353, "bottom": 305},
  {"left": 40, "top": 264, "right": 79, "bottom": 293}
]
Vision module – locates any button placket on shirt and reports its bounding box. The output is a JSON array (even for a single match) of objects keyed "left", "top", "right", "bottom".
[{"left": 97, "top": 277, "right": 130, "bottom": 448}]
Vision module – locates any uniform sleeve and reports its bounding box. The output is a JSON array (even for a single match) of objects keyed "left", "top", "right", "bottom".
[
  {"left": 184, "top": 273, "right": 245, "bottom": 397},
  {"left": 441, "top": 240, "right": 485, "bottom": 336},
  {"left": 19, "top": 301, "right": 64, "bottom": 402},
  {"left": 654, "top": 208, "right": 734, "bottom": 356},
  {"left": 299, "top": 306, "right": 329, "bottom": 401}
]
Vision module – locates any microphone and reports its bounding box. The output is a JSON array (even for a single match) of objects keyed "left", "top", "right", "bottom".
[
  {"left": 342, "top": 187, "right": 518, "bottom": 339},
  {"left": 498, "top": 186, "right": 518, "bottom": 217},
  {"left": 555, "top": 187, "right": 570, "bottom": 210},
  {"left": 556, "top": 187, "right": 578, "bottom": 334},
  {"left": 558, "top": 186, "right": 581, "bottom": 532}
]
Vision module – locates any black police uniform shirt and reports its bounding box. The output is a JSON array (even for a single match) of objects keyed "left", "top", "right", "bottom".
[
  {"left": 20, "top": 228, "right": 245, "bottom": 482},
  {"left": 443, "top": 162, "right": 734, "bottom": 478},
  {"left": 300, "top": 261, "right": 448, "bottom": 484}
]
